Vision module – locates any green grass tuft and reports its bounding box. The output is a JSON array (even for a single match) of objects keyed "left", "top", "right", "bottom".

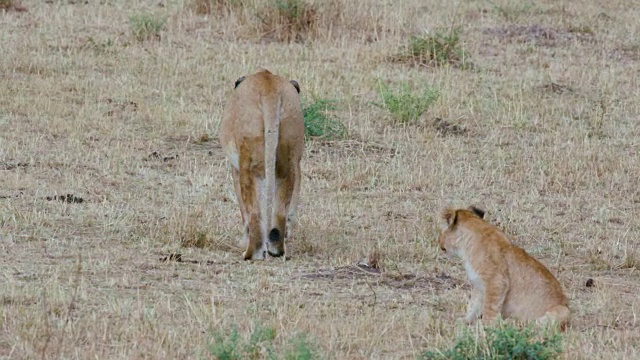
[
  {"left": 129, "top": 14, "right": 167, "bottom": 41},
  {"left": 376, "top": 82, "right": 439, "bottom": 124},
  {"left": 209, "top": 323, "right": 323, "bottom": 360},
  {"left": 275, "top": 0, "right": 305, "bottom": 19},
  {"left": 302, "top": 99, "right": 347, "bottom": 140},
  {"left": 209, "top": 326, "right": 242, "bottom": 360},
  {"left": 423, "top": 323, "right": 564, "bottom": 360},
  {"left": 283, "top": 334, "right": 320, "bottom": 360},
  {"left": 490, "top": 0, "right": 537, "bottom": 23}
]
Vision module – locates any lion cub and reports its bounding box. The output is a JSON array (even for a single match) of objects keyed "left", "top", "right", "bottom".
[{"left": 438, "top": 206, "right": 570, "bottom": 330}]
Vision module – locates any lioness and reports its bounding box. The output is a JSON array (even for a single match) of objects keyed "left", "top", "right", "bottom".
[
  {"left": 219, "top": 69, "right": 304, "bottom": 260},
  {"left": 438, "top": 206, "right": 570, "bottom": 330}
]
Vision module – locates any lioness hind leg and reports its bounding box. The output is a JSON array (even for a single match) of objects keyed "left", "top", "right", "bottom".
[
  {"left": 231, "top": 167, "right": 248, "bottom": 241},
  {"left": 238, "top": 144, "right": 265, "bottom": 261},
  {"left": 285, "top": 160, "right": 302, "bottom": 241},
  {"left": 268, "top": 167, "right": 296, "bottom": 257},
  {"left": 242, "top": 211, "right": 265, "bottom": 260}
]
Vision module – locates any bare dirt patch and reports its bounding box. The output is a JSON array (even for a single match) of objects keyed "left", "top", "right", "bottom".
[
  {"left": 296, "top": 265, "right": 464, "bottom": 291},
  {"left": 483, "top": 24, "right": 596, "bottom": 47},
  {"left": 44, "top": 194, "right": 85, "bottom": 204},
  {"left": 538, "top": 82, "right": 575, "bottom": 95},
  {"left": 0, "top": 161, "right": 29, "bottom": 171},
  {"left": 308, "top": 139, "right": 396, "bottom": 159},
  {"left": 433, "top": 117, "right": 468, "bottom": 137}
]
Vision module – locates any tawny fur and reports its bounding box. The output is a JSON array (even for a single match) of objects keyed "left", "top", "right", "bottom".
[
  {"left": 438, "top": 206, "right": 570, "bottom": 330},
  {"left": 218, "top": 69, "right": 304, "bottom": 260}
]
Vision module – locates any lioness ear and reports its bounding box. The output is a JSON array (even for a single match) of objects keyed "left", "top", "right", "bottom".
[
  {"left": 234, "top": 76, "right": 246, "bottom": 89},
  {"left": 289, "top": 80, "right": 300, "bottom": 93},
  {"left": 440, "top": 208, "right": 457, "bottom": 230},
  {"left": 468, "top": 206, "right": 485, "bottom": 219}
]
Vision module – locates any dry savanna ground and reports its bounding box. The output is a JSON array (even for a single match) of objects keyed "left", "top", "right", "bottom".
[{"left": 1, "top": 0, "right": 639, "bottom": 359}]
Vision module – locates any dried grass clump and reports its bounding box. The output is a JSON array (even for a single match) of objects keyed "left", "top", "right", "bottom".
[
  {"left": 390, "top": 28, "right": 471, "bottom": 68},
  {"left": 189, "top": 0, "right": 246, "bottom": 16},
  {"left": 186, "top": 0, "right": 394, "bottom": 43},
  {"left": 129, "top": 14, "right": 167, "bottom": 41},
  {"left": 0, "top": 0, "right": 27, "bottom": 12},
  {"left": 257, "top": 0, "right": 318, "bottom": 43},
  {"left": 0, "top": 0, "right": 12, "bottom": 10}
]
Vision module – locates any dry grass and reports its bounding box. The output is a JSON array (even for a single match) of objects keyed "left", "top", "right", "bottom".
[
  {"left": 189, "top": 0, "right": 245, "bottom": 17},
  {"left": 1, "top": 0, "right": 640, "bottom": 358},
  {"left": 0, "top": 0, "right": 26, "bottom": 12}
]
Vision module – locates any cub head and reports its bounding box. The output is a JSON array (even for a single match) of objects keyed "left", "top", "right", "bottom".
[{"left": 437, "top": 206, "right": 485, "bottom": 257}]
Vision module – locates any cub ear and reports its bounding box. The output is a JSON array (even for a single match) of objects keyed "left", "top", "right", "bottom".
[
  {"left": 468, "top": 206, "right": 485, "bottom": 219},
  {"left": 234, "top": 76, "right": 246, "bottom": 89},
  {"left": 439, "top": 208, "right": 457, "bottom": 230},
  {"left": 289, "top": 80, "right": 300, "bottom": 93}
]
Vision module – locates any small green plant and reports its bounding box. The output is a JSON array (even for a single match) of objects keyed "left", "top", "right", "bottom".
[
  {"left": 392, "top": 27, "right": 470, "bottom": 68},
  {"left": 129, "top": 14, "right": 167, "bottom": 41},
  {"left": 209, "top": 324, "right": 275, "bottom": 360},
  {"left": 209, "top": 326, "right": 242, "bottom": 360},
  {"left": 490, "top": 0, "right": 536, "bottom": 23},
  {"left": 209, "top": 323, "right": 322, "bottom": 360},
  {"left": 283, "top": 334, "right": 319, "bottom": 360},
  {"left": 247, "top": 324, "right": 277, "bottom": 358},
  {"left": 275, "top": 0, "right": 303, "bottom": 17},
  {"left": 422, "top": 323, "right": 564, "bottom": 360},
  {"left": 376, "top": 82, "right": 440, "bottom": 124},
  {"left": 485, "top": 325, "right": 563, "bottom": 359},
  {"left": 302, "top": 99, "right": 347, "bottom": 140}
]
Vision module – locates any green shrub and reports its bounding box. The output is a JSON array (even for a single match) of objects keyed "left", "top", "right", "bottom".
[
  {"left": 376, "top": 82, "right": 439, "bottom": 124},
  {"left": 129, "top": 14, "right": 167, "bottom": 41},
  {"left": 302, "top": 99, "right": 347, "bottom": 140},
  {"left": 392, "top": 27, "right": 470, "bottom": 68},
  {"left": 423, "top": 323, "right": 564, "bottom": 360},
  {"left": 283, "top": 334, "right": 320, "bottom": 360},
  {"left": 209, "top": 326, "right": 242, "bottom": 360},
  {"left": 209, "top": 323, "right": 323, "bottom": 360},
  {"left": 275, "top": 0, "right": 304, "bottom": 18},
  {"left": 209, "top": 324, "right": 275, "bottom": 360}
]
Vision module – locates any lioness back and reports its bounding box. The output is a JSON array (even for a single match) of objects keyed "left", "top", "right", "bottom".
[
  {"left": 223, "top": 70, "right": 303, "bottom": 142},
  {"left": 438, "top": 206, "right": 570, "bottom": 330}
]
